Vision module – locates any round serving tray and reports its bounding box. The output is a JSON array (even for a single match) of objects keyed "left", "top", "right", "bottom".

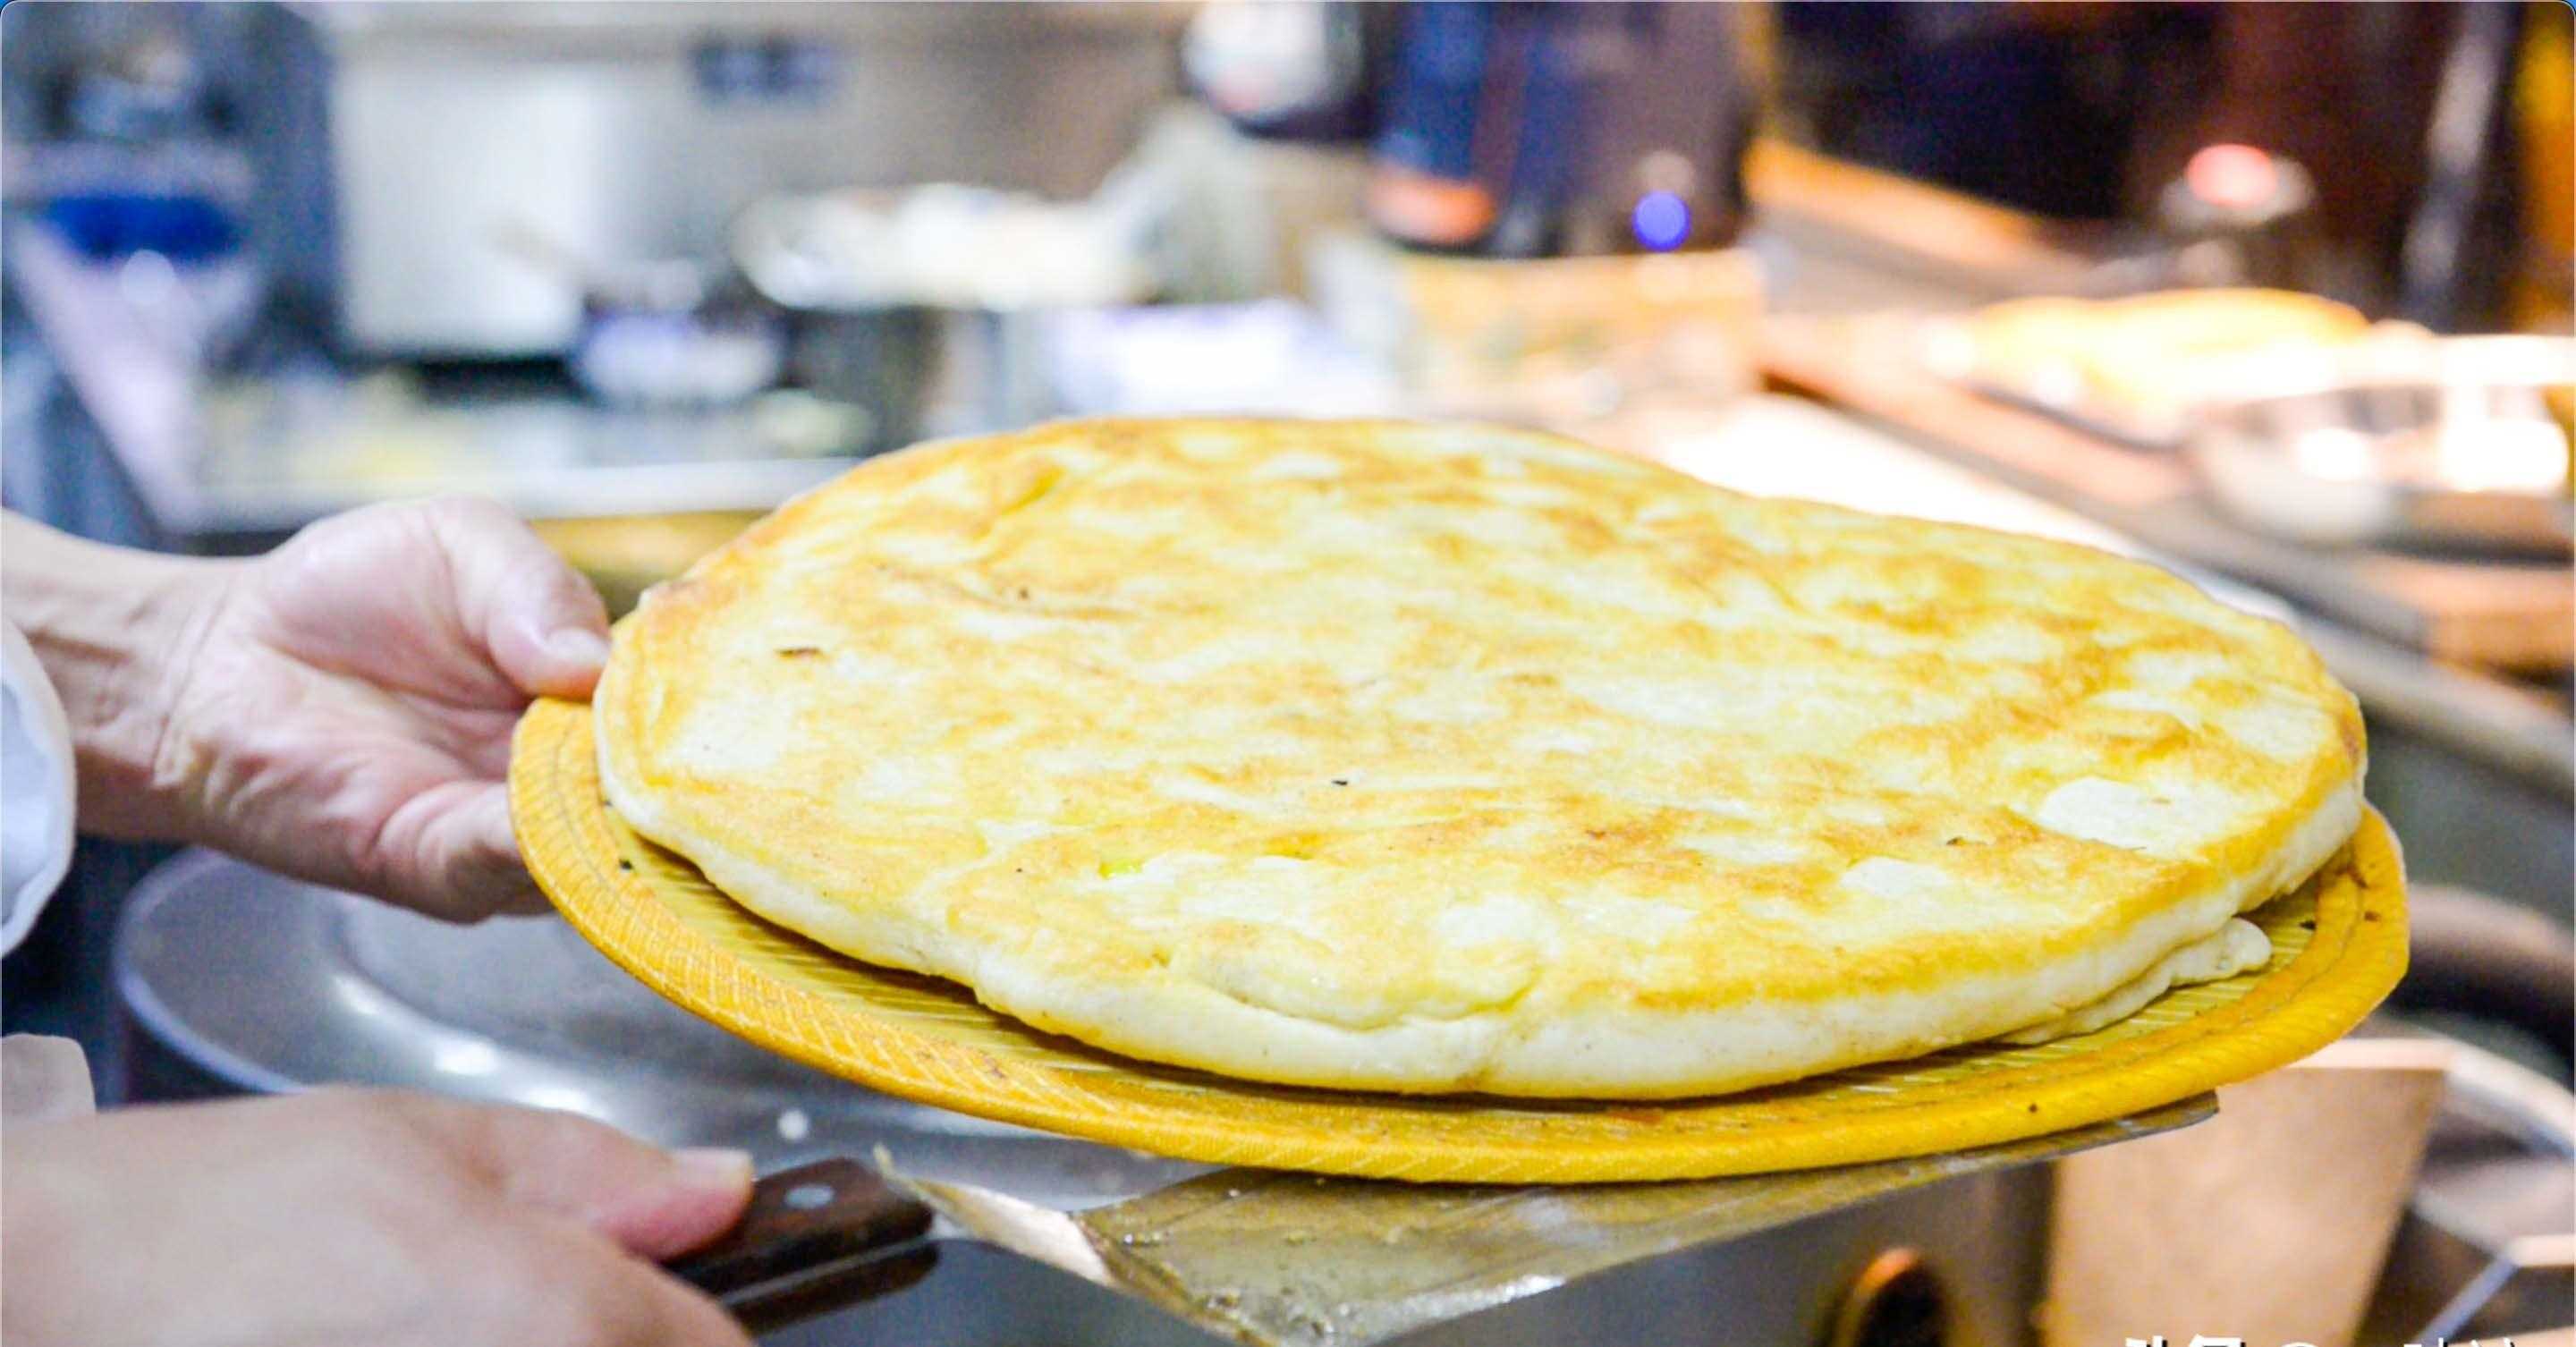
[{"left": 511, "top": 696, "right": 2408, "bottom": 1183}]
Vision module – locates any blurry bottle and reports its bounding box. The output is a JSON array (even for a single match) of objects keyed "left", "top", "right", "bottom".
[
  {"left": 1368, "top": 3, "right": 1754, "bottom": 259},
  {"left": 2152, "top": 143, "right": 2321, "bottom": 290},
  {"left": 2509, "top": 2, "right": 2572, "bottom": 335},
  {"left": 1188, "top": 1, "right": 1757, "bottom": 260}
]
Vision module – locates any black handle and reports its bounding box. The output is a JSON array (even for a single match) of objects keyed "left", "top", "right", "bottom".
[{"left": 666, "top": 1156, "right": 939, "bottom": 1334}]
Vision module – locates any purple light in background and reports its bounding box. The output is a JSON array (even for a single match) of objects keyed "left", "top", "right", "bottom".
[{"left": 1631, "top": 191, "right": 1690, "bottom": 251}]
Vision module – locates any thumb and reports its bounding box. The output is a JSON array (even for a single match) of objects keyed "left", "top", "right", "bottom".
[
  {"left": 437, "top": 1100, "right": 755, "bottom": 1260},
  {"left": 421, "top": 496, "right": 612, "bottom": 701}
]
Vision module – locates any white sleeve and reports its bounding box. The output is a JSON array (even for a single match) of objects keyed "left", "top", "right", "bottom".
[{"left": 3, "top": 619, "right": 76, "bottom": 957}]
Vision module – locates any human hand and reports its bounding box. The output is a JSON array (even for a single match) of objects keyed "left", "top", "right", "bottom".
[
  {"left": 6, "top": 497, "right": 609, "bottom": 919},
  {"left": 1, "top": 1089, "right": 756, "bottom": 1347},
  {"left": 158, "top": 496, "right": 610, "bottom": 917}
]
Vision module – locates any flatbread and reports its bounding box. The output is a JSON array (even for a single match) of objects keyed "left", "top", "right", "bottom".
[
  {"left": 595, "top": 418, "right": 2365, "bottom": 1097},
  {"left": 1967, "top": 288, "right": 2376, "bottom": 425}
]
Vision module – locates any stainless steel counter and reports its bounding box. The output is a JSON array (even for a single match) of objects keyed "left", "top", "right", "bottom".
[{"left": 6, "top": 222, "right": 870, "bottom": 538}]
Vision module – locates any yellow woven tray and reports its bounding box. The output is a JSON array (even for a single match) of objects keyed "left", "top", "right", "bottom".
[{"left": 511, "top": 698, "right": 2407, "bottom": 1183}]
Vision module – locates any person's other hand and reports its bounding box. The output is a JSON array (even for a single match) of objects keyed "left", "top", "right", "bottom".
[{"left": 3, "top": 1089, "right": 755, "bottom": 1347}]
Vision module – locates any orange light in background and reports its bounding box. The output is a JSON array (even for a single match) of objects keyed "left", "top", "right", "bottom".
[
  {"left": 2185, "top": 143, "right": 2281, "bottom": 211},
  {"left": 1367, "top": 165, "right": 1497, "bottom": 250}
]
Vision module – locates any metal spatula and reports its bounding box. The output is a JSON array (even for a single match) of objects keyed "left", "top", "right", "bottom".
[{"left": 667, "top": 1096, "right": 2213, "bottom": 1343}]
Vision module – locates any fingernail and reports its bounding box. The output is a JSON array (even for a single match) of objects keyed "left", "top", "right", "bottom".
[
  {"left": 546, "top": 628, "right": 610, "bottom": 670},
  {"left": 674, "top": 1147, "right": 755, "bottom": 1190}
]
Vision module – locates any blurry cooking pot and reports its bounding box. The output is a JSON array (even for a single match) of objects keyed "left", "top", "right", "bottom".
[
  {"left": 732, "top": 184, "right": 1153, "bottom": 445},
  {"left": 570, "top": 260, "right": 784, "bottom": 411},
  {"left": 496, "top": 222, "right": 784, "bottom": 411}
]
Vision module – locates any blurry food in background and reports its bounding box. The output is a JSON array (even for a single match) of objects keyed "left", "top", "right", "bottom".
[
  {"left": 2187, "top": 335, "right": 2575, "bottom": 555},
  {"left": 1934, "top": 288, "right": 2387, "bottom": 445},
  {"left": 1930, "top": 287, "right": 2576, "bottom": 555}
]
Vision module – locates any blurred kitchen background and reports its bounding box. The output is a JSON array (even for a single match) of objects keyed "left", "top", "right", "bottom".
[
  {"left": 3, "top": 0, "right": 2569, "bottom": 1096},
  {"left": 6, "top": 7, "right": 2571, "bottom": 1338}
]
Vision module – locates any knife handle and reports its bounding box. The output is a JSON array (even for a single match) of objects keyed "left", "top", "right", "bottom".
[{"left": 665, "top": 1156, "right": 939, "bottom": 1334}]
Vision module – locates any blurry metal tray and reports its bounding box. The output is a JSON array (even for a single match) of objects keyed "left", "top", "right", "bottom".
[
  {"left": 1916, "top": 317, "right": 2191, "bottom": 453},
  {"left": 1920, "top": 323, "right": 2576, "bottom": 555},
  {"left": 2182, "top": 336, "right": 2576, "bottom": 558},
  {"left": 511, "top": 696, "right": 2409, "bottom": 1183},
  {"left": 1761, "top": 318, "right": 2576, "bottom": 674}
]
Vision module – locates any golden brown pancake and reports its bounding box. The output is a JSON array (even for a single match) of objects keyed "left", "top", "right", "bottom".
[
  {"left": 1968, "top": 288, "right": 2376, "bottom": 424},
  {"left": 596, "top": 418, "right": 2364, "bottom": 1097}
]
